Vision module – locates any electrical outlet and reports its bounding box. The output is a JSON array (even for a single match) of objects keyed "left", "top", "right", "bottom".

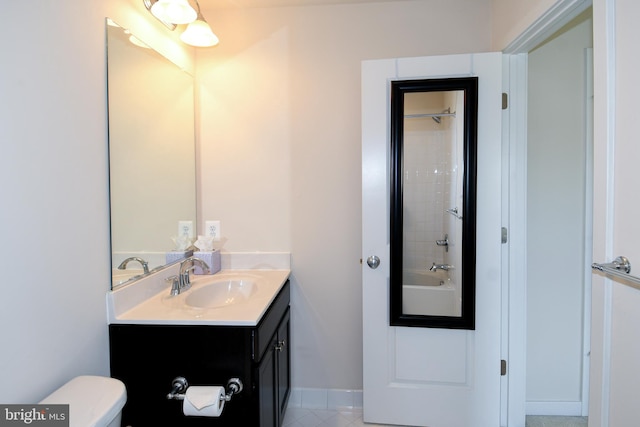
[
  {"left": 178, "top": 220, "right": 194, "bottom": 239},
  {"left": 205, "top": 220, "right": 221, "bottom": 241}
]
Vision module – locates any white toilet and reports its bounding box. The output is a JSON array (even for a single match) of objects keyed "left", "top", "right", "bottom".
[{"left": 40, "top": 375, "right": 127, "bottom": 427}]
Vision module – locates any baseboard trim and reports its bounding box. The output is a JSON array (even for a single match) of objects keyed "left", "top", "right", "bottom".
[
  {"left": 287, "top": 388, "right": 363, "bottom": 410},
  {"left": 288, "top": 390, "right": 581, "bottom": 415},
  {"left": 526, "top": 401, "right": 583, "bottom": 416}
]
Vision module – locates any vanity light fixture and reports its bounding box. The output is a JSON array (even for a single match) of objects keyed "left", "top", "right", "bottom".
[{"left": 143, "top": 0, "right": 219, "bottom": 47}]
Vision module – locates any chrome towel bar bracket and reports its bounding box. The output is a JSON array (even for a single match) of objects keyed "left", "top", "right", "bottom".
[
  {"left": 592, "top": 255, "right": 640, "bottom": 289},
  {"left": 592, "top": 256, "right": 631, "bottom": 273}
]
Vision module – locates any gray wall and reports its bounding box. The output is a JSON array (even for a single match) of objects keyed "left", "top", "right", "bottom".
[{"left": 527, "top": 13, "right": 593, "bottom": 412}]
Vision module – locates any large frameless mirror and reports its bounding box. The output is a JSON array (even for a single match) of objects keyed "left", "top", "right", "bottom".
[
  {"left": 107, "top": 19, "right": 197, "bottom": 288},
  {"left": 389, "top": 77, "right": 478, "bottom": 329}
]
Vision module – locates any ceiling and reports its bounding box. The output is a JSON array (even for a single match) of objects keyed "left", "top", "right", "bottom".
[{"left": 201, "top": 0, "right": 410, "bottom": 9}]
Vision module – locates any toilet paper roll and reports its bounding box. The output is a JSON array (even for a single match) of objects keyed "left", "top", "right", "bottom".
[{"left": 182, "top": 386, "right": 225, "bottom": 417}]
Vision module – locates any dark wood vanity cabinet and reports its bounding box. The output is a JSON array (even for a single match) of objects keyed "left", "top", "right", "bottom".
[
  {"left": 109, "top": 280, "right": 290, "bottom": 427},
  {"left": 258, "top": 310, "right": 290, "bottom": 427}
]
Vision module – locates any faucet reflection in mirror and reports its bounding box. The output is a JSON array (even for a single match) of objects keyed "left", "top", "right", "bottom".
[
  {"left": 143, "top": 0, "right": 219, "bottom": 47},
  {"left": 118, "top": 257, "right": 150, "bottom": 274},
  {"left": 107, "top": 20, "right": 197, "bottom": 289}
]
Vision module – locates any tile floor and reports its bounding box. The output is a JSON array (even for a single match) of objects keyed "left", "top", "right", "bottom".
[
  {"left": 283, "top": 407, "right": 393, "bottom": 427},
  {"left": 283, "top": 407, "right": 588, "bottom": 427},
  {"left": 525, "top": 416, "right": 588, "bottom": 427}
]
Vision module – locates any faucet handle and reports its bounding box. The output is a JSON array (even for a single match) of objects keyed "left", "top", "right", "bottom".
[
  {"left": 180, "top": 265, "right": 199, "bottom": 291},
  {"left": 180, "top": 269, "right": 192, "bottom": 288},
  {"left": 436, "top": 234, "right": 449, "bottom": 252},
  {"left": 165, "top": 275, "right": 180, "bottom": 296}
]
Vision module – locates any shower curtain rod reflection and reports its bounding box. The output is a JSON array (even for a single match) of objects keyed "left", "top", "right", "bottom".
[{"left": 404, "top": 112, "right": 457, "bottom": 119}]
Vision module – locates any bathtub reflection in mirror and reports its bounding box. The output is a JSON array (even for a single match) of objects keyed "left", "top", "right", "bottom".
[{"left": 389, "top": 78, "right": 477, "bottom": 329}]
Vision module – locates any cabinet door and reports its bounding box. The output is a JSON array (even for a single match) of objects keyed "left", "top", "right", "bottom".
[
  {"left": 258, "top": 345, "right": 276, "bottom": 427},
  {"left": 276, "top": 310, "right": 291, "bottom": 424}
]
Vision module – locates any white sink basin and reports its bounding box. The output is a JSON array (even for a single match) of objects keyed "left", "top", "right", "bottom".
[
  {"left": 184, "top": 276, "right": 257, "bottom": 309},
  {"left": 109, "top": 269, "right": 290, "bottom": 326}
]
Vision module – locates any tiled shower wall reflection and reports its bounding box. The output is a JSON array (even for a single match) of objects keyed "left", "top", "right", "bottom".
[
  {"left": 402, "top": 91, "right": 463, "bottom": 291},
  {"left": 403, "top": 125, "right": 452, "bottom": 271}
]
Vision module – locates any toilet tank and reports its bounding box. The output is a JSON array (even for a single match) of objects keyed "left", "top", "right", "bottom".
[{"left": 40, "top": 376, "right": 126, "bottom": 427}]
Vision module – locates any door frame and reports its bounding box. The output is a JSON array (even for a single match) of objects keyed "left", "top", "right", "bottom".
[{"left": 502, "top": 0, "right": 593, "bottom": 425}]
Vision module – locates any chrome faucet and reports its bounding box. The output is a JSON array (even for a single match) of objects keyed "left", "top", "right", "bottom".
[
  {"left": 429, "top": 262, "right": 453, "bottom": 272},
  {"left": 117, "top": 256, "right": 149, "bottom": 274},
  {"left": 177, "top": 257, "right": 211, "bottom": 292},
  {"left": 166, "top": 275, "right": 181, "bottom": 296}
]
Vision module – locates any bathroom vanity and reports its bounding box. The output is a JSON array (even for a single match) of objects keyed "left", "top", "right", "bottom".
[{"left": 108, "top": 269, "right": 291, "bottom": 427}]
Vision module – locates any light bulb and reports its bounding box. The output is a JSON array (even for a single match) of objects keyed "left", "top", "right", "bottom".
[
  {"left": 180, "top": 18, "right": 219, "bottom": 47},
  {"left": 151, "top": 0, "right": 197, "bottom": 25}
]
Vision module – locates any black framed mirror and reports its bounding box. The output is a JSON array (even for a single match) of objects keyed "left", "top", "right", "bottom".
[{"left": 389, "top": 77, "right": 478, "bottom": 329}]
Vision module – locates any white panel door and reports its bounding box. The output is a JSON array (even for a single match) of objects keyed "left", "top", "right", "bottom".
[
  {"left": 589, "top": 2, "right": 640, "bottom": 425},
  {"left": 362, "top": 52, "right": 503, "bottom": 427}
]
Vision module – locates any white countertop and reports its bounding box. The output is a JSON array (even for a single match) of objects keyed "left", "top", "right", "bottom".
[{"left": 107, "top": 268, "right": 290, "bottom": 326}]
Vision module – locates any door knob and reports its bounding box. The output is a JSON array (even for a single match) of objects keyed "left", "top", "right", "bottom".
[{"left": 366, "top": 255, "right": 380, "bottom": 269}]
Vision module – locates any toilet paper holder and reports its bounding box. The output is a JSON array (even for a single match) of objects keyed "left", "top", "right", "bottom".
[{"left": 166, "top": 376, "right": 244, "bottom": 402}]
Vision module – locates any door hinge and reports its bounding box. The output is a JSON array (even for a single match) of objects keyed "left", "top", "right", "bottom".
[
  {"left": 501, "top": 359, "right": 507, "bottom": 376},
  {"left": 502, "top": 93, "right": 508, "bottom": 110},
  {"left": 501, "top": 227, "right": 508, "bottom": 244}
]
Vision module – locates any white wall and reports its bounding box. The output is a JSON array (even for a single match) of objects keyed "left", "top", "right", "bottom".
[
  {"left": 0, "top": 0, "right": 191, "bottom": 403},
  {"left": 526, "top": 14, "right": 592, "bottom": 412},
  {"left": 196, "top": 0, "right": 492, "bottom": 390},
  {"left": 492, "top": 0, "right": 559, "bottom": 50}
]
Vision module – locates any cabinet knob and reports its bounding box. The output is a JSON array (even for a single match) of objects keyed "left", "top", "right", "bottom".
[{"left": 275, "top": 340, "right": 286, "bottom": 351}]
